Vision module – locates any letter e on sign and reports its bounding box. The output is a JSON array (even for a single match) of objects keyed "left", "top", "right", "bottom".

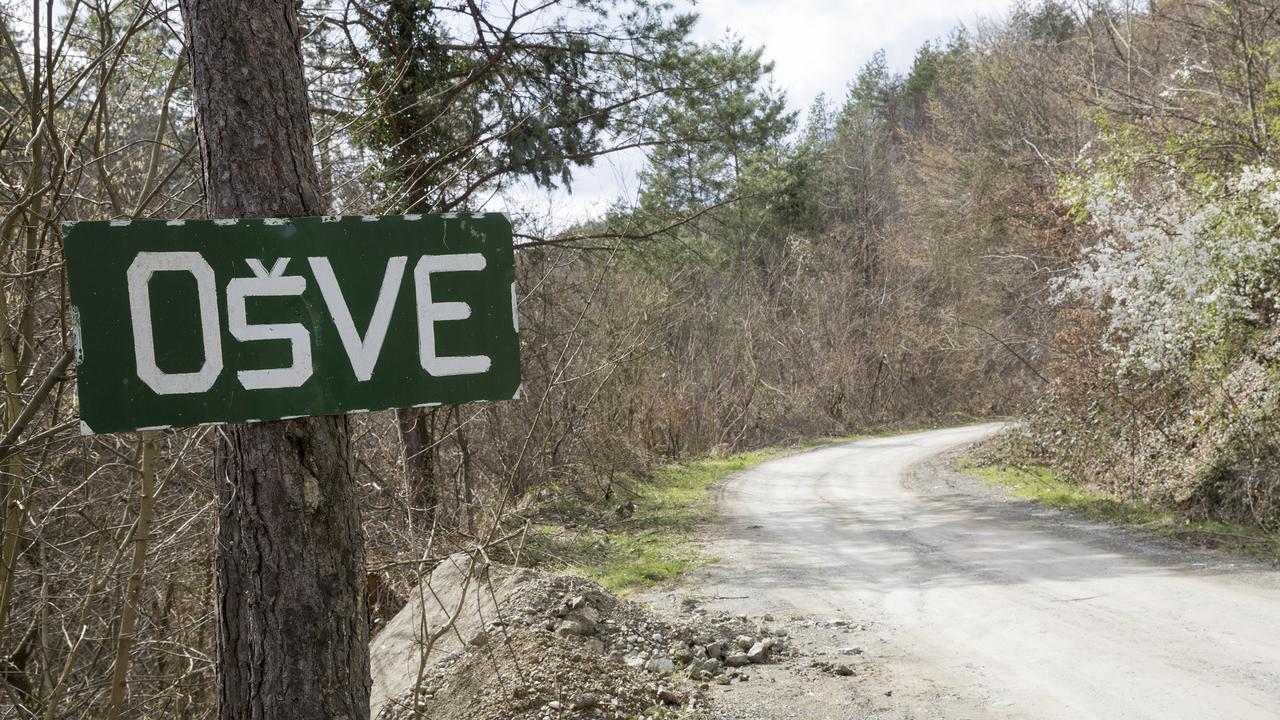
[{"left": 414, "top": 253, "right": 492, "bottom": 377}]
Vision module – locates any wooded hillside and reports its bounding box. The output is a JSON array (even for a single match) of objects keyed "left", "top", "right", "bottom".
[{"left": 1, "top": 0, "right": 1278, "bottom": 715}]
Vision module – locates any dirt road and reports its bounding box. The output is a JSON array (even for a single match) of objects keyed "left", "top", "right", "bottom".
[{"left": 692, "top": 424, "right": 1280, "bottom": 719}]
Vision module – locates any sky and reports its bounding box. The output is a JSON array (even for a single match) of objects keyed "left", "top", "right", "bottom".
[{"left": 496, "top": 0, "right": 1023, "bottom": 228}]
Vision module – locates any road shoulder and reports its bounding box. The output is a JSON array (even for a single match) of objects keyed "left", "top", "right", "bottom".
[{"left": 906, "top": 448, "right": 1280, "bottom": 581}]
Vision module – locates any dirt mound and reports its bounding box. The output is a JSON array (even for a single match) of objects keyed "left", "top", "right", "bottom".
[
  {"left": 371, "top": 556, "right": 791, "bottom": 719},
  {"left": 378, "top": 627, "right": 686, "bottom": 720}
]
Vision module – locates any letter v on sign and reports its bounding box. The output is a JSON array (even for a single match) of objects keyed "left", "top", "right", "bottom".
[{"left": 309, "top": 256, "right": 407, "bottom": 382}]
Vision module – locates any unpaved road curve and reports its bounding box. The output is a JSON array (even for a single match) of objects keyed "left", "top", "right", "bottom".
[{"left": 696, "top": 424, "right": 1280, "bottom": 719}]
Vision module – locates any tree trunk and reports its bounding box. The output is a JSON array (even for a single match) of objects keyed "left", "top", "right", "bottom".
[
  {"left": 396, "top": 406, "right": 438, "bottom": 522},
  {"left": 177, "top": 2, "right": 371, "bottom": 718},
  {"left": 380, "top": 0, "right": 450, "bottom": 528}
]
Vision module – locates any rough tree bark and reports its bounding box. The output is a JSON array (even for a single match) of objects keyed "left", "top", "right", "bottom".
[
  {"left": 177, "top": 2, "right": 371, "bottom": 718},
  {"left": 396, "top": 407, "right": 438, "bottom": 520}
]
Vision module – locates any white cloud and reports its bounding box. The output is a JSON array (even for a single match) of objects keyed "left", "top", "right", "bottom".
[
  {"left": 689, "top": 0, "right": 1015, "bottom": 109},
  {"left": 490, "top": 0, "right": 1021, "bottom": 227}
]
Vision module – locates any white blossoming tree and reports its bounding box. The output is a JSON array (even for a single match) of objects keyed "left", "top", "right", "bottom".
[{"left": 1057, "top": 166, "right": 1280, "bottom": 375}]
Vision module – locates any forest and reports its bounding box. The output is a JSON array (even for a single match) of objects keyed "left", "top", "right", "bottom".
[{"left": 1, "top": 0, "right": 1279, "bottom": 716}]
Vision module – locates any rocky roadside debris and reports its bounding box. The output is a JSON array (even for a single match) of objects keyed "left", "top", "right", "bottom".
[
  {"left": 372, "top": 556, "right": 796, "bottom": 720},
  {"left": 528, "top": 587, "right": 792, "bottom": 688}
]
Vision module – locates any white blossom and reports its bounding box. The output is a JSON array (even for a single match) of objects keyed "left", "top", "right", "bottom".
[{"left": 1057, "top": 167, "right": 1280, "bottom": 373}]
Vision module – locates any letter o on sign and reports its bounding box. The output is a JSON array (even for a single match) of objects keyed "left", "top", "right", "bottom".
[{"left": 126, "top": 252, "right": 224, "bottom": 395}]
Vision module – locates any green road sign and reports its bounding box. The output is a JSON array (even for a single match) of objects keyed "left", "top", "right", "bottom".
[{"left": 64, "top": 214, "right": 521, "bottom": 435}]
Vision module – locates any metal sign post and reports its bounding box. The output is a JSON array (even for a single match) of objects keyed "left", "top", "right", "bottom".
[{"left": 64, "top": 213, "right": 521, "bottom": 434}]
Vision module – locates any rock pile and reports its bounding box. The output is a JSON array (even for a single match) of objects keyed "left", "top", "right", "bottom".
[
  {"left": 509, "top": 574, "right": 791, "bottom": 687},
  {"left": 372, "top": 559, "right": 795, "bottom": 720}
]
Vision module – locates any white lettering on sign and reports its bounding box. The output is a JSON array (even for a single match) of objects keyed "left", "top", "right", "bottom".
[
  {"left": 227, "top": 258, "right": 313, "bottom": 390},
  {"left": 414, "top": 253, "right": 491, "bottom": 376},
  {"left": 309, "top": 256, "right": 407, "bottom": 382},
  {"left": 127, "top": 252, "right": 224, "bottom": 395},
  {"left": 125, "top": 250, "right": 497, "bottom": 392}
]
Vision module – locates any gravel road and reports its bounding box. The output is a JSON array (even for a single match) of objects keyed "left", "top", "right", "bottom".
[{"left": 692, "top": 424, "right": 1280, "bottom": 719}]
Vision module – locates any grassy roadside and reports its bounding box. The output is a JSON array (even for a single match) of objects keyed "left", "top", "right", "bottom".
[
  {"left": 577, "top": 449, "right": 779, "bottom": 593},
  {"left": 525, "top": 420, "right": 993, "bottom": 595},
  {"left": 525, "top": 432, "right": 881, "bottom": 595},
  {"left": 520, "top": 449, "right": 778, "bottom": 595},
  {"left": 960, "top": 459, "right": 1280, "bottom": 559}
]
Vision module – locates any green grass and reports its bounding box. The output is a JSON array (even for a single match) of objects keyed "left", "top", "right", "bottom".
[
  {"left": 524, "top": 421, "right": 998, "bottom": 594},
  {"left": 562, "top": 449, "right": 780, "bottom": 594},
  {"left": 526, "top": 436, "right": 879, "bottom": 595},
  {"left": 961, "top": 459, "right": 1279, "bottom": 559}
]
